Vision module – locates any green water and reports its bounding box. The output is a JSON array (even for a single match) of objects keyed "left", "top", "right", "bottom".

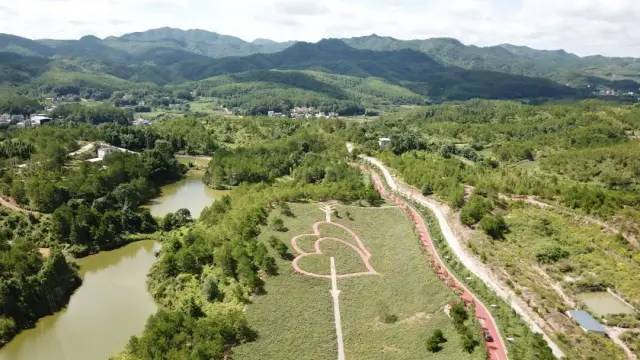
[
  {"left": 577, "top": 291, "right": 635, "bottom": 317},
  {"left": 0, "top": 240, "right": 160, "bottom": 360},
  {"left": 145, "top": 170, "right": 229, "bottom": 218}
]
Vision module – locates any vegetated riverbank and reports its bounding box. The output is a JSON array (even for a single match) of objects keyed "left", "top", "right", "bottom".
[
  {"left": 144, "top": 168, "right": 229, "bottom": 219},
  {"left": 0, "top": 164, "right": 198, "bottom": 350},
  {"left": 0, "top": 240, "right": 160, "bottom": 360}
]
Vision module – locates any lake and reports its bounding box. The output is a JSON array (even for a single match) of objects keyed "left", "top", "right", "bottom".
[
  {"left": 0, "top": 240, "right": 160, "bottom": 360},
  {"left": 145, "top": 170, "right": 229, "bottom": 219}
]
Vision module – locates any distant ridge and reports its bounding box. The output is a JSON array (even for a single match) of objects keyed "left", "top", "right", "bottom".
[{"left": 0, "top": 28, "right": 637, "bottom": 102}]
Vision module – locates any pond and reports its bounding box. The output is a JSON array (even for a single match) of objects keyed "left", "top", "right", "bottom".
[
  {"left": 0, "top": 240, "right": 160, "bottom": 360},
  {"left": 144, "top": 170, "right": 229, "bottom": 219},
  {"left": 577, "top": 291, "right": 635, "bottom": 317}
]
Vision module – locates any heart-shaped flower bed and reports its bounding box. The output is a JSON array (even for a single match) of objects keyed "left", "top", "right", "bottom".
[{"left": 290, "top": 207, "right": 378, "bottom": 279}]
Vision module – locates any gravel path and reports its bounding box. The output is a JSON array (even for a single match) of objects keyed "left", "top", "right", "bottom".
[{"left": 361, "top": 155, "right": 565, "bottom": 359}]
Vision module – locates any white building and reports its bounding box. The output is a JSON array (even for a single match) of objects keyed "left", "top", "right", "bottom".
[
  {"left": 29, "top": 114, "right": 52, "bottom": 126},
  {"left": 133, "top": 118, "right": 151, "bottom": 126},
  {"left": 378, "top": 137, "right": 392, "bottom": 150}
]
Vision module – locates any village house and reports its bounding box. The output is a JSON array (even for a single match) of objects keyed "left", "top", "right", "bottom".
[
  {"left": 29, "top": 114, "right": 52, "bottom": 126},
  {"left": 133, "top": 118, "right": 151, "bottom": 126},
  {"left": 378, "top": 137, "right": 392, "bottom": 150},
  {"left": 0, "top": 114, "right": 10, "bottom": 125}
]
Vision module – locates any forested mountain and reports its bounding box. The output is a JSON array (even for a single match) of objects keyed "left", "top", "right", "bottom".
[
  {"left": 187, "top": 39, "right": 573, "bottom": 100},
  {"left": 2, "top": 28, "right": 640, "bottom": 107},
  {"left": 343, "top": 34, "right": 640, "bottom": 87},
  {"left": 103, "top": 27, "right": 293, "bottom": 58}
]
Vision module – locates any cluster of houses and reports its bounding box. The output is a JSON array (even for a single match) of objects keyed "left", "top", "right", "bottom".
[
  {"left": 590, "top": 85, "right": 640, "bottom": 99},
  {"left": 267, "top": 107, "right": 339, "bottom": 119},
  {"left": 0, "top": 114, "right": 52, "bottom": 127}
]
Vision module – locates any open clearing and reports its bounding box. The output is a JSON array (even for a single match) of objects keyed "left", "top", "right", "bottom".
[{"left": 232, "top": 202, "right": 485, "bottom": 360}]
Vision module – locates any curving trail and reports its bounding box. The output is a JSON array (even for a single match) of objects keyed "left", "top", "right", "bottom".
[
  {"left": 365, "top": 165, "right": 509, "bottom": 360},
  {"left": 290, "top": 203, "right": 378, "bottom": 279},
  {"left": 361, "top": 155, "right": 565, "bottom": 359},
  {"left": 0, "top": 196, "right": 38, "bottom": 215}
]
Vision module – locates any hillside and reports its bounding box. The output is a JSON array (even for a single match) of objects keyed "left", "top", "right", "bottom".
[
  {"left": 344, "top": 34, "right": 640, "bottom": 87},
  {"left": 103, "top": 27, "right": 292, "bottom": 58},
  {"left": 190, "top": 39, "right": 574, "bottom": 100},
  {"left": 0, "top": 34, "right": 575, "bottom": 105},
  {"left": 187, "top": 69, "right": 425, "bottom": 114}
]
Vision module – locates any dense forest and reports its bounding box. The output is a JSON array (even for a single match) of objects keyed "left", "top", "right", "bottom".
[{"left": 0, "top": 116, "right": 189, "bottom": 345}]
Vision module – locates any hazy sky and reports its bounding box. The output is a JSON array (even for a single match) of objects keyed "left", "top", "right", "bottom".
[{"left": 1, "top": 0, "right": 639, "bottom": 57}]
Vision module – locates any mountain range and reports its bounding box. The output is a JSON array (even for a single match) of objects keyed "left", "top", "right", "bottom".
[{"left": 1, "top": 27, "right": 639, "bottom": 107}]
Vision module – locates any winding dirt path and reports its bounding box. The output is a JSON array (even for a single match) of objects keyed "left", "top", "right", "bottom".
[
  {"left": 366, "top": 168, "right": 508, "bottom": 360},
  {"left": 0, "top": 196, "right": 38, "bottom": 215},
  {"left": 290, "top": 203, "right": 378, "bottom": 279}
]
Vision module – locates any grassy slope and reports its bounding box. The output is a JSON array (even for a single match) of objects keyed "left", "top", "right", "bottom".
[
  {"left": 469, "top": 203, "right": 629, "bottom": 358},
  {"left": 232, "top": 202, "right": 484, "bottom": 360}
]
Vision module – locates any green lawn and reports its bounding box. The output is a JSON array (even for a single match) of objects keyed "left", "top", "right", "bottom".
[{"left": 232, "top": 202, "right": 484, "bottom": 360}]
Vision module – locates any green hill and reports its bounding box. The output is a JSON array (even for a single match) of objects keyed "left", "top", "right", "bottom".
[
  {"left": 188, "top": 69, "right": 425, "bottom": 114},
  {"left": 190, "top": 39, "right": 574, "bottom": 100},
  {"left": 344, "top": 34, "right": 640, "bottom": 87}
]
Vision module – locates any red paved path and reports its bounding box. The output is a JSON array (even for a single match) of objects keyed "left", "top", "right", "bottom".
[{"left": 369, "top": 170, "right": 509, "bottom": 360}]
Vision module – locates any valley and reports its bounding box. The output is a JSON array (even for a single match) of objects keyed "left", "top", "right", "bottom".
[{"left": 1, "top": 21, "right": 640, "bottom": 360}]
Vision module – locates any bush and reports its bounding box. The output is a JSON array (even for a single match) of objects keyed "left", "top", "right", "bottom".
[
  {"left": 461, "top": 330, "right": 479, "bottom": 353},
  {"left": 202, "top": 276, "right": 222, "bottom": 302},
  {"left": 268, "top": 236, "right": 291, "bottom": 260},
  {"left": 269, "top": 217, "right": 287, "bottom": 232},
  {"left": 535, "top": 246, "right": 570, "bottom": 264},
  {"left": 460, "top": 195, "right": 493, "bottom": 226},
  {"left": 279, "top": 202, "right": 294, "bottom": 217},
  {"left": 377, "top": 302, "right": 398, "bottom": 324},
  {"left": 450, "top": 302, "right": 469, "bottom": 327},
  {"left": 479, "top": 214, "right": 508, "bottom": 239},
  {"left": 426, "top": 329, "right": 447, "bottom": 352}
]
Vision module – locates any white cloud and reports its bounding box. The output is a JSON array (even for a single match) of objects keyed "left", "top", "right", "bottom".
[{"left": 1, "top": 0, "right": 639, "bottom": 57}]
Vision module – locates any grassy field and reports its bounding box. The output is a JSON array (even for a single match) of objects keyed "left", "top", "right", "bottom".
[{"left": 232, "top": 202, "right": 485, "bottom": 360}]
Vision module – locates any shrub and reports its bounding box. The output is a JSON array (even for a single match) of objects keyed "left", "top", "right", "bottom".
[
  {"left": 269, "top": 217, "right": 287, "bottom": 232},
  {"left": 460, "top": 195, "right": 493, "bottom": 226},
  {"left": 202, "top": 276, "right": 222, "bottom": 302},
  {"left": 479, "top": 214, "right": 508, "bottom": 239},
  {"left": 268, "top": 236, "right": 292, "bottom": 260},
  {"left": 279, "top": 202, "right": 294, "bottom": 217},
  {"left": 422, "top": 183, "right": 434, "bottom": 196},
  {"left": 426, "top": 329, "right": 447, "bottom": 352},
  {"left": 377, "top": 302, "right": 398, "bottom": 324},
  {"left": 535, "top": 246, "right": 570, "bottom": 264}
]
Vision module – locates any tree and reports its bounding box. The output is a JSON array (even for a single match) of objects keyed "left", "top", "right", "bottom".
[
  {"left": 460, "top": 195, "right": 493, "bottom": 226},
  {"left": 202, "top": 276, "right": 222, "bottom": 302},
  {"left": 269, "top": 217, "right": 287, "bottom": 232},
  {"left": 426, "top": 329, "right": 447, "bottom": 353},
  {"left": 377, "top": 302, "right": 398, "bottom": 324},
  {"left": 479, "top": 214, "right": 508, "bottom": 239},
  {"left": 450, "top": 302, "right": 469, "bottom": 327}
]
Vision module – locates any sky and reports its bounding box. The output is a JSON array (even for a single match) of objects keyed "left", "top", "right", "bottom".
[{"left": 1, "top": 0, "right": 639, "bottom": 57}]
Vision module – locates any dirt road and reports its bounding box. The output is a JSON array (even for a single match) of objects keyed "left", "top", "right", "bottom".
[
  {"left": 361, "top": 155, "right": 565, "bottom": 359},
  {"left": 0, "top": 196, "right": 38, "bottom": 215}
]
